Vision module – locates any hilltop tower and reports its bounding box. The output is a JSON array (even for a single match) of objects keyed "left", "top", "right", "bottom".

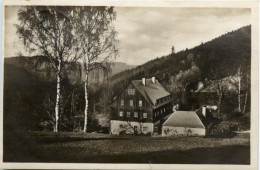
[{"left": 171, "top": 46, "right": 175, "bottom": 54}]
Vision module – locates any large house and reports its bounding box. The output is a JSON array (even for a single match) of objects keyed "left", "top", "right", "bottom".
[{"left": 110, "top": 77, "right": 173, "bottom": 135}]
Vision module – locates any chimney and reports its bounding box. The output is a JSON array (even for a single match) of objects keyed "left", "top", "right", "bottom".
[
  {"left": 142, "top": 78, "right": 146, "bottom": 86},
  {"left": 152, "top": 77, "right": 155, "bottom": 83},
  {"left": 202, "top": 106, "right": 207, "bottom": 117}
]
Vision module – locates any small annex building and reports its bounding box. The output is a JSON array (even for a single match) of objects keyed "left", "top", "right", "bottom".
[{"left": 162, "top": 111, "right": 206, "bottom": 137}]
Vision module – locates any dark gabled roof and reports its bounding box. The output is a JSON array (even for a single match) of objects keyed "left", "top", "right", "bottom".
[
  {"left": 132, "top": 78, "right": 170, "bottom": 106},
  {"left": 154, "top": 112, "right": 173, "bottom": 126},
  {"left": 195, "top": 108, "right": 212, "bottom": 129},
  {"left": 163, "top": 111, "right": 205, "bottom": 129}
]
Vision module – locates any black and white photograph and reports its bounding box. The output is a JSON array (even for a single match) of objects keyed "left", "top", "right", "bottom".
[{"left": 1, "top": 1, "right": 259, "bottom": 169}]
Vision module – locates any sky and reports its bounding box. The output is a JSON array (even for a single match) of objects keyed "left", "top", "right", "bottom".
[{"left": 5, "top": 6, "right": 251, "bottom": 65}]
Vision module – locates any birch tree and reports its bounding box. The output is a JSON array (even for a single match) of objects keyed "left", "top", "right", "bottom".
[
  {"left": 211, "top": 68, "right": 229, "bottom": 118},
  {"left": 236, "top": 66, "right": 242, "bottom": 112},
  {"left": 74, "top": 7, "right": 118, "bottom": 133},
  {"left": 16, "top": 6, "right": 81, "bottom": 132}
]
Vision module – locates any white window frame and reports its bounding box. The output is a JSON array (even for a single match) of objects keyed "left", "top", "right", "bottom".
[
  {"left": 139, "top": 100, "right": 143, "bottom": 107},
  {"left": 119, "top": 111, "right": 123, "bottom": 117},
  {"left": 130, "top": 100, "right": 134, "bottom": 107},
  {"left": 128, "top": 89, "right": 135, "bottom": 95},
  {"left": 126, "top": 112, "right": 131, "bottom": 117},
  {"left": 143, "top": 113, "right": 147, "bottom": 118},
  {"left": 143, "top": 126, "right": 148, "bottom": 131},
  {"left": 121, "top": 99, "right": 124, "bottom": 106},
  {"left": 134, "top": 112, "right": 138, "bottom": 118}
]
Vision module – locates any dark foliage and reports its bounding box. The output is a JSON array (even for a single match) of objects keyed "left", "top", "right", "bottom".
[
  {"left": 3, "top": 25, "right": 251, "bottom": 132},
  {"left": 109, "top": 25, "right": 250, "bottom": 93}
]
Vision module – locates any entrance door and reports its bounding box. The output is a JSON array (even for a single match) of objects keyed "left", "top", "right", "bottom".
[
  {"left": 134, "top": 126, "right": 137, "bottom": 134},
  {"left": 153, "top": 127, "right": 158, "bottom": 135}
]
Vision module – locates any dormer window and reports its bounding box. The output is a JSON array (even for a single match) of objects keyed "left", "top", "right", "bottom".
[{"left": 128, "top": 89, "right": 135, "bottom": 95}]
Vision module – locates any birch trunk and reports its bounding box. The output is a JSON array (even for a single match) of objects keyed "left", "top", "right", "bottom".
[
  {"left": 242, "top": 73, "right": 249, "bottom": 114},
  {"left": 243, "top": 92, "right": 248, "bottom": 114},
  {"left": 217, "top": 93, "right": 222, "bottom": 118},
  {"left": 238, "top": 68, "right": 241, "bottom": 112},
  {"left": 54, "top": 60, "right": 61, "bottom": 132},
  {"left": 83, "top": 71, "right": 89, "bottom": 133}
]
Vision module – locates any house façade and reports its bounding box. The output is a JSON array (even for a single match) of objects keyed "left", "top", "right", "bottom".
[{"left": 110, "top": 77, "right": 173, "bottom": 135}]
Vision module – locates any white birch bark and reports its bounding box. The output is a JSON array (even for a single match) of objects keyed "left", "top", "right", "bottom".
[
  {"left": 83, "top": 70, "right": 89, "bottom": 133},
  {"left": 242, "top": 73, "right": 249, "bottom": 114},
  {"left": 54, "top": 60, "right": 61, "bottom": 132},
  {"left": 238, "top": 67, "right": 241, "bottom": 112},
  {"left": 243, "top": 92, "right": 248, "bottom": 114}
]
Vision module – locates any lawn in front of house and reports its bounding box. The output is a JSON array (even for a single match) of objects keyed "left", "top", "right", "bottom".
[{"left": 3, "top": 131, "right": 250, "bottom": 164}]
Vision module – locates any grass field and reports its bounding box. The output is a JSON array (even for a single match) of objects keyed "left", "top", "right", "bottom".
[{"left": 3, "top": 131, "right": 250, "bottom": 164}]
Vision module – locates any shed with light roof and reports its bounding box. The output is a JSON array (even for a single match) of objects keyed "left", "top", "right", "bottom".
[{"left": 162, "top": 111, "right": 206, "bottom": 136}]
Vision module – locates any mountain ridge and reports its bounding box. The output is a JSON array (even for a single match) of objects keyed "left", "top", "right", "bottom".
[{"left": 4, "top": 57, "right": 136, "bottom": 85}]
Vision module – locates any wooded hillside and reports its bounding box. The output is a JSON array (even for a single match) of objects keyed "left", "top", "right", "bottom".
[
  {"left": 4, "top": 25, "right": 251, "bottom": 132},
  {"left": 109, "top": 25, "right": 250, "bottom": 94}
]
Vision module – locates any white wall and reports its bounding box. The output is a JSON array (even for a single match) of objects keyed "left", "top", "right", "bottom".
[
  {"left": 162, "top": 126, "right": 205, "bottom": 137},
  {"left": 110, "top": 120, "right": 154, "bottom": 135}
]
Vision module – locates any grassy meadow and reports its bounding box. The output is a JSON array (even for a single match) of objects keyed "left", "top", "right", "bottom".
[{"left": 3, "top": 131, "right": 250, "bottom": 164}]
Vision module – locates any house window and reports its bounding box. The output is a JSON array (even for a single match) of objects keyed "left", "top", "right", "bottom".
[
  {"left": 164, "top": 108, "right": 166, "bottom": 112},
  {"left": 139, "top": 100, "right": 142, "bottom": 107},
  {"left": 127, "top": 112, "right": 130, "bottom": 117},
  {"left": 143, "top": 126, "right": 148, "bottom": 131},
  {"left": 128, "top": 89, "right": 135, "bottom": 95},
  {"left": 134, "top": 112, "right": 138, "bottom": 118},
  {"left": 143, "top": 113, "right": 147, "bottom": 118},
  {"left": 119, "top": 111, "right": 123, "bottom": 117},
  {"left": 154, "top": 112, "right": 156, "bottom": 117},
  {"left": 130, "top": 100, "right": 134, "bottom": 106},
  {"left": 121, "top": 100, "right": 124, "bottom": 106}
]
